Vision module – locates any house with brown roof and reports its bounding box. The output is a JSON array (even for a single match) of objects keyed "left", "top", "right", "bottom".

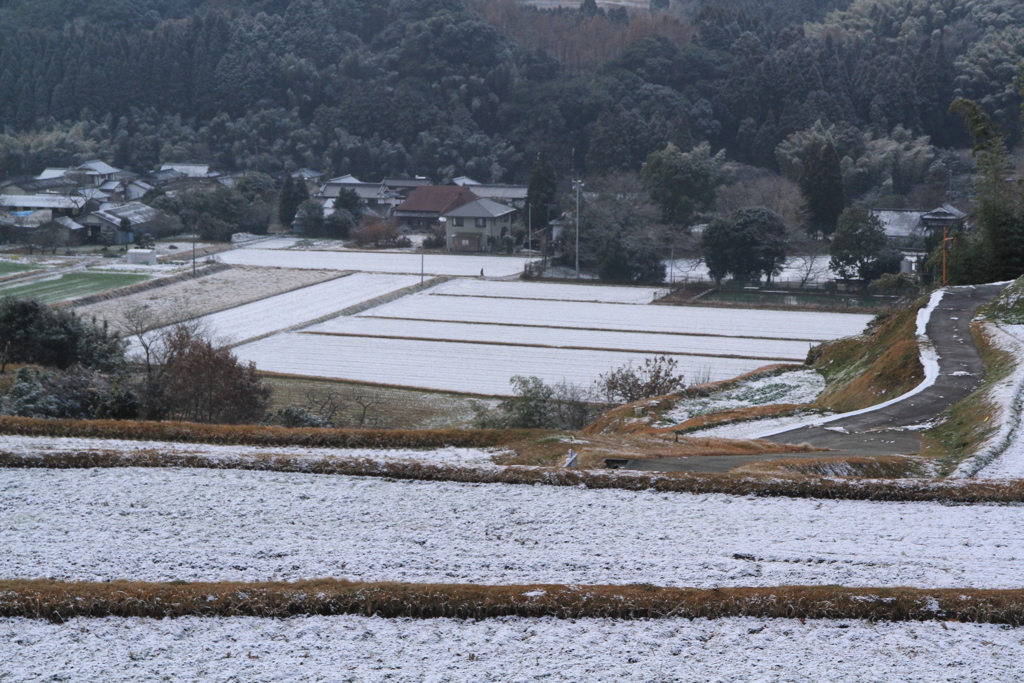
[{"left": 392, "top": 185, "right": 478, "bottom": 230}]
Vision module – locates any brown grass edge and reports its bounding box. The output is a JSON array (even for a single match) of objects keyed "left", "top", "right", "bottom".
[{"left": 3, "top": 579, "right": 1024, "bottom": 625}]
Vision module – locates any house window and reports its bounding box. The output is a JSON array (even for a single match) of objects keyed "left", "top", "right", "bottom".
[
  {"left": 475, "top": 217, "right": 487, "bottom": 227},
  {"left": 453, "top": 217, "right": 464, "bottom": 227}
]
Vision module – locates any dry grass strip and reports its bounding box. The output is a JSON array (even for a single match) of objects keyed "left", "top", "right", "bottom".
[
  {"left": 4, "top": 448, "right": 1024, "bottom": 504},
  {"left": 3, "top": 580, "right": 1024, "bottom": 625},
  {"left": 0, "top": 416, "right": 547, "bottom": 449}
]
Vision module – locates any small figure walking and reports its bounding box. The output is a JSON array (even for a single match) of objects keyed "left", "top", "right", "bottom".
[{"left": 480, "top": 268, "right": 484, "bottom": 277}]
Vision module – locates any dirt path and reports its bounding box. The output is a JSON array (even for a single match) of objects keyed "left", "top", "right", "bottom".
[{"left": 616, "top": 284, "right": 1008, "bottom": 473}]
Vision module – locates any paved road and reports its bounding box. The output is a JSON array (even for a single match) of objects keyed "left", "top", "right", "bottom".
[{"left": 614, "top": 284, "right": 1008, "bottom": 473}]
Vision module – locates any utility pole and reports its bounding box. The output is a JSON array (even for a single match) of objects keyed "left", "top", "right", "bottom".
[
  {"left": 573, "top": 179, "right": 583, "bottom": 279},
  {"left": 421, "top": 240, "right": 425, "bottom": 285}
]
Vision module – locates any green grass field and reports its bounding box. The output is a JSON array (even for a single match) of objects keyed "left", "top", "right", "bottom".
[
  {"left": 0, "top": 261, "right": 40, "bottom": 277},
  {"left": 0, "top": 271, "right": 148, "bottom": 304}
]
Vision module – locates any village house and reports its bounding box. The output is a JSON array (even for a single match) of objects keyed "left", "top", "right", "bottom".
[
  {"left": 392, "top": 185, "right": 478, "bottom": 230},
  {"left": 873, "top": 204, "right": 967, "bottom": 249},
  {"left": 90, "top": 201, "right": 176, "bottom": 245},
  {"left": 442, "top": 198, "right": 517, "bottom": 252},
  {"left": 452, "top": 176, "right": 528, "bottom": 208}
]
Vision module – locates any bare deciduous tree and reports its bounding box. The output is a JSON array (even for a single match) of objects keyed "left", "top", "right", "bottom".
[
  {"left": 345, "top": 387, "right": 388, "bottom": 427},
  {"left": 716, "top": 168, "right": 809, "bottom": 237}
]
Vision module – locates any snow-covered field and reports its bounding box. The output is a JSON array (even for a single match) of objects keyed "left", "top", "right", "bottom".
[
  {"left": 965, "top": 323, "right": 1024, "bottom": 478},
  {"left": 429, "top": 278, "right": 669, "bottom": 303},
  {"left": 0, "top": 435, "right": 500, "bottom": 467},
  {"left": 4, "top": 467, "right": 1023, "bottom": 587},
  {"left": 4, "top": 615, "right": 1021, "bottom": 682},
  {"left": 146, "top": 273, "right": 420, "bottom": 346},
  {"left": 229, "top": 279, "right": 866, "bottom": 394},
  {"left": 74, "top": 266, "right": 341, "bottom": 333},
  {"left": 220, "top": 248, "right": 534, "bottom": 277},
  {"left": 658, "top": 369, "right": 827, "bottom": 426},
  {"left": 236, "top": 333, "right": 766, "bottom": 394},
  {"left": 361, "top": 292, "right": 872, "bottom": 341},
  {"left": 666, "top": 255, "right": 837, "bottom": 284},
  {"left": 304, "top": 317, "right": 813, "bottom": 361}
]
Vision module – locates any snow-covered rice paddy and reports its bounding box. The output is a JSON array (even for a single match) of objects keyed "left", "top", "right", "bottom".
[
  {"left": 4, "top": 615, "right": 1021, "bottom": 682},
  {"left": 227, "top": 278, "right": 867, "bottom": 394},
  {"left": 0, "top": 435, "right": 499, "bottom": 467},
  {"left": 165, "top": 272, "right": 420, "bottom": 345},
  {"left": 236, "top": 333, "right": 764, "bottom": 394},
  {"left": 303, "top": 317, "right": 813, "bottom": 361},
  {"left": 361, "top": 292, "right": 872, "bottom": 341},
  {"left": 429, "top": 278, "right": 669, "bottom": 303},
  {"left": 220, "top": 248, "right": 534, "bottom": 277},
  {"left": 4, "top": 467, "right": 1023, "bottom": 588}
]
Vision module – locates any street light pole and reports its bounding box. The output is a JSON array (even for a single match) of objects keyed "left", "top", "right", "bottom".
[{"left": 573, "top": 179, "right": 583, "bottom": 279}]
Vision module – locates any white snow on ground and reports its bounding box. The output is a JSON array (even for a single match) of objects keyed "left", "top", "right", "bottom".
[
  {"left": 75, "top": 266, "right": 341, "bottom": 333},
  {"left": 220, "top": 248, "right": 534, "bottom": 277},
  {"left": 235, "top": 333, "right": 768, "bottom": 395},
  {"left": 4, "top": 467, "right": 1024, "bottom": 587},
  {"left": 748, "top": 292, "right": 946, "bottom": 440},
  {"left": 658, "top": 369, "right": 826, "bottom": 426},
  {"left": 0, "top": 435, "right": 500, "bottom": 467},
  {"left": 689, "top": 412, "right": 834, "bottom": 439},
  {"left": 665, "top": 255, "right": 838, "bottom": 284},
  {"left": 360, "top": 292, "right": 872, "bottom": 341},
  {"left": 962, "top": 323, "right": 1024, "bottom": 478},
  {"left": 146, "top": 272, "right": 420, "bottom": 346},
  {"left": 237, "top": 237, "right": 299, "bottom": 250},
  {"left": 429, "top": 278, "right": 669, "bottom": 303},
  {"left": 4, "top": 615, "right": 1023, "bottom": 682},
  {"left": 303, "top": 317, "right": 813, "bottom": 361}
]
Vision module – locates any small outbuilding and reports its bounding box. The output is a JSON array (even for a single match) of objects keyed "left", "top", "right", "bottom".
[{"left": 127, "top": 248, "right": 157, "bottom": 265}]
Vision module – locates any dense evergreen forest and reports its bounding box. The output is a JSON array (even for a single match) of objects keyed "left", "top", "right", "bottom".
[{"left": 0, "top": 0, "right": 1021, "bottom": 200}]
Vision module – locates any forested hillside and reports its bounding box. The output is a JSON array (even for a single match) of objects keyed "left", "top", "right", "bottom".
[{"left": 0, "top": 0, "right": 1021, "bottom": 194}]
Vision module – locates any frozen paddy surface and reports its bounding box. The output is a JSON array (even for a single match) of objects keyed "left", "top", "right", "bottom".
[
  {"left": 4, "top": 615, "right": 1022, "bottom": 682},
  {"left": 237, "top": 282, "right": 866, "bottom": 393},
  {"left": 220, "top": 248, "right": 534, "bottom": 277},
  {"left": 304, "top": 316, "right": 813, "bottom": 360},
  {"left": 235, "top": 332, "right": 766, "bottom": 394},
  {"left": 361, "top": 292, "right": 872, "bottom": 341},
  {"left": 429, "top": 278, "right": 669, "bottom": 303},
  {"left": 165, "top": 272, "right": 419, "bottom": 345},
  {"left": 3, "top": 467, "right": 1023, "bottom": 588}
]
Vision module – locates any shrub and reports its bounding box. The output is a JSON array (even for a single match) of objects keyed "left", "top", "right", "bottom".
[
  {"left": 0, "top": 297, "right": 125, "bottom": 372},
  {"left": 160, "top": 325, "right": 272, "bottom": 424},
  {"left": 352, "top": 218, "right": 405, "bottom": 247},
  {"left": 322, "top": 209, "right": 355, "bottom": 239},
  {"left": 597, "top": 355, "right": 688, "bottom": 404},
  {"left": 1, "top": 366, "right": 139, "bottom": 420},
  {"left": 422, "top": 229, "right": 446, "bottom": 249},
  {"left": 264, "top": 405, "right": 332, "bottom": 428},
  {"left": 477, "top": 376, "right": 602, "bottom": 430}
]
